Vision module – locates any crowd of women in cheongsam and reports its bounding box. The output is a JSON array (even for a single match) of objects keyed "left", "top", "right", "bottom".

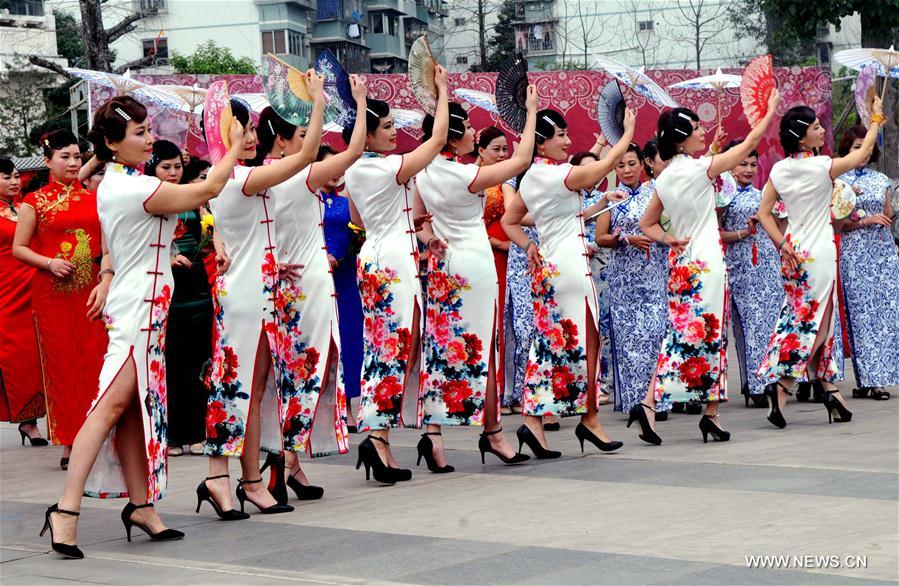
[{"left": 0, "top": 58, "right": 897, "bottom": 560}]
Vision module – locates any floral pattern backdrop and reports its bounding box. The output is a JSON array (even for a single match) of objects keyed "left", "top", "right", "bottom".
[{"left": 90, "top": 67, "right": 831, "bottom": 187}]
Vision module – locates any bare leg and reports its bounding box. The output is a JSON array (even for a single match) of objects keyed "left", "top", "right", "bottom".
[
  {"left": 580, "top": 304, "right": 613, "bottom": 441},
  {"left": 54, "top": 358, "right": 139, "bottom": 545},
  {"left": 238, "top": 332, "right": 278, "bottom": 509},
  {"left": 115, "top": 395, "right": 167, "bottom": 532},
  {"left": 641, "top": 378, "right": 658, "bottom": 432},
  {"left": 484, "top": 320, "right": 517, "bottom": 458}
]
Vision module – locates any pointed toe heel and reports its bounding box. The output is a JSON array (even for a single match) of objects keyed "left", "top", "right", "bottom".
[
  {"left": 575, "top": 423, "right": 622, "bottom": 453},
  {"left": 626, "top": 404, "right": 662, "bottom": 446},
  {"left": 478, "top": 428, "right": 530, "bottom": 465},
  {"left": 416, "top": 432, "right": 454, "bottom": 473},
  {"left": 515, "top": 424, "right": 561, "bottom": 459},
  {"left": 41, "top": 504, "right": 84, "bottom": 559},
  {"left": 195, "top": 475, "right": 250, "bottom": 520}
]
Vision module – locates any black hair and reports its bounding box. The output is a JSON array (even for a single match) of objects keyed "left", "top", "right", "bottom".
[
  {"left": 249, "top": 106, "right": 298, "bottom": 166},
  {"left": 475, "top": 126, "right": 505, "bottom": 150},
  {"left": 779, "top": 105, "right": 817, "bottom": 155},
  {"left": 517, "top": 108, "right": 568, "bottom": 187},
  {"left": 642, "top": 138, "right": 661, "bottom": 178},
  {"left": 569, "top": 151, "right": 598, "bottom": 166},
  {"left": 87, "top": 96, "right": 148, "bottom": 162},
  {"left": 0, "top": 158, "right": 14, "bottom": 175},
  {"left": 657, "top": 107, "right": 699, "bottom": 160},
  {"left": 343, "top": 98, "right": 390, "bottom": 145},
  {"left": 422, "top": 101, "right": 468, "bottom": 147},
  {"left": 145, "top": 140, "right": 182, "bottom": 179},
  {"left": 623, "top": 142, "right": 644, "bottom": 162},
  {"left": 41, "top": 129, "right": 79, "bottom": 158},
  {"left": 723, "top": 138, "right": 758, "bottom": 159},
  {"left": 837, "top": 124, "right": 879, "bottom": 163},
  {"left": 182, "top": 157, "right": 212, "bottom": 184},
  {"left": 316, "top": 144, "right": 337, "bottom": 161}
]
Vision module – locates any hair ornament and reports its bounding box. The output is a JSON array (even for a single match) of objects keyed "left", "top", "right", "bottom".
[
  {"left": 541, "top": 114, "right": 557, "bottom": 127},
  {"left": 788, "top": 129, "right": 800, "bottom": 138},
  {"left": 114, "top": 107, "right": 131, "bottom": 121},
  {"left": 366, "top": 107, "right": 379, "bottom": 118},
  {"left": 675, "top": 127, "right": 689, "bottom": 136},
  {"left": 535, "top": 130, "right": 548, "bottom": 140},
  {"left": 44, "top": 139, "right": 51, "bottom": 148},
  {"left": 450, "top": 112, "right": 466, "bottom": 120},
  {"left": 677, "top": 112, "right": 692, "bottom": 121},
  {"left": 795, "top": 119, "right": 811, "bottom": 127},
  {"left": 267, "top": 120, "right": 275, "bottom": 135}
]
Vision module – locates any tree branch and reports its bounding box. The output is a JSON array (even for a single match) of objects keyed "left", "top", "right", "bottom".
[
  {"left": 27, "top": 55, "right": 70, "bottom": 77},
  {"left": 106, "top": 8, "right": 157, "bottom": 44},
  {"left": 112, "top": 54, "right": 158, "bottom": 74}
]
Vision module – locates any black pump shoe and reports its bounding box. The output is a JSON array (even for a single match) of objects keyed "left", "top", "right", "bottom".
[
  {"left": 764, "top": 382, "right": 789, "bottom": 429},
  {"left": 40, "top": 504, "right": 84, "bottom": 559},
  {"left": 260, "top": 452, "right": 289, "bottom": 505},
  {"left": 824, "top": 390, "right": 852, "bottom": 424},
  {"left": 18, "top": 422, "right": 48, "bottom": 446},
  {"left": 121, "top": 502, "right": 184, "bottom": 542},
  {"left": 574, "top": 423, "right": 622, "bottom": 452},
  {"left": 515, "top": 424, "right": 561, "bottom": 459},
  {"left": 236, "top": 478, "right": 294, "bottom": 514},
  {"left": 286, "top": 473, "right": 324, "bottom": 500},
  {"left": 356, "top": 436, "right": 412, "bottom": 484},
  {"left": 626, "top": 403, "right": 662, "bottom": 445},
  {"left": 195, "top": 475, "right": 250, "bottom": 520},
  {"left": 416, "top": 432, "right": 454, "bottom": 473},
  {"left": 698, "top": 414, "right": 731, "bottom": 443},
  {"left": 478, "top": 428, "right": 530, "bottom": 464}
]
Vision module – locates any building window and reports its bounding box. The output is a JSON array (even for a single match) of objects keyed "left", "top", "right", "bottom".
[
  {"left": 638, "top": 20, "right": 654, "bottom": 32},
  {"left": 317, "top": 0, "right": 341, "bottom": 21},
  {"left": 138, "top": 0, "right": 167, "bottom": 12},
  {"left": 7, "top": 0, "right": 44, "bottom": 16},
  {"left": 142, "top": 37, "right": 169, "bottom": 63},
  {"left": 388, "top": 15, "right": 396, "bottom": 36},
  {"left": 262, "top": 30, "right": 287, "bottom": 54},
  {"left": 455, "top": 55, "right": 468, "bottom": 65},
  {"left": 372, "top": 13, "right": 384, "bottom": 34},
  {"left": 453, "top": 17, "right": 466, "bottom": 26},
  {"left": 288, "top": 30, "right": 306, "bottom": 57}
]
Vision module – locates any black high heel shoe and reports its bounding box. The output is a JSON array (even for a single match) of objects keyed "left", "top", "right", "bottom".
[
  {"left": 286, "top": 471, "right": 324, "bottom": 500},
  {"left": 195, "top": 475, "right": 250, "bottom": 520},
  {"left": 18, "top": 422, "right": 47, "bottom": 446},
  {"left": 40, "top": 504, "right": 83, "bottom": 559},
  {"left": 824, "top": 390, "right": 852, "bottom": 423},
  {"left": 626, "top": 403, "right": 662, "bottom": 446},
  {"left": 60, "top": 457, "right": 69, "bottom": 471},
  {"left": 416, "top": 432, "right": 455, "bottom": 473},
  {"left": 356, "top": 436, "right": 410, "bottom": 484},
  {"left": 121, "top": 502, "right": 184, "bottom": 542},
  {"left": 764, "top": 382, "right": 789, "bottom": 429},
  {"left": 478, "top": 428, "right": 530, "bottom": 464},
  {"left": 236, "top": 478, "right": 294, "bottom": 514},
  {"left": 370, "top": 435, "right": 412, "bottom": 481},
  {"left": 515, "top": 424, "right": 561, "bottom": 459},
  {"left": 574, "top": 422, "right": 623, "bottom": 452},
  {"left": 260, "top": 452, "right": 289, "bottom": 505},
  {"left": 698, "top": 414, "right": 731, "bottom": 443}
]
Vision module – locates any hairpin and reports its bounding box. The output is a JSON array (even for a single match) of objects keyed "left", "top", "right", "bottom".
[
  {"left": 788, "top": 129, "right": 801, "bottom": 138},
  {"left": 795, "top": 119, "right": 810, "bottom": 127},
  {"left": 114, "top": 107, "right": 131, "bottom": 121},
  {"left": 541, "top": 115, "right": 557, "bottom": 126},
  {"left": 268, "top": 120, "right": 275, "bottom": 135},
  {"left": 450, "top": 113, "right": 466, "bottom": 120},
  {"left": 675, "top": 128, "right": 689, "bottom": 136},
  {"left": 535, "top": 130, "right": 548, "bottom": 140},
  {"left": 449, "top": 127, "right": 464, "bottom": 136},
  {"left": 659, "top": 130, "right": 665, "bottom": 138},
  {"left": 366, "top": 107, "right": 379, "bottom": 118},
  {"left": 677, "top": 112, "right": 692, "bottom": 121},
  {"left": 43, "top": 139, "right": 51, "bottom": 148}
]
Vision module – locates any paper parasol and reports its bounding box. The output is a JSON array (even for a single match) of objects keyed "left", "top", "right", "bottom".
[
  {"left": 853, "top": 65, "right": 877, "bottom": 126},
  {"left": 408, "top": 35, "right": 438, "bottom": 114},
  {"left": 495, "top": 53, "right": 529, "bottom": 132},
  {"left": 597, "top": 79, "right": 626, "bottom": 145},
  {"left": 453, "top": 88, "right": 499, "bottom": 114},
  {"left": 203, "top": 81, "right": 234, "bottom": 165},
  {"left": 262, "top": 53, "right": 313, "bottom": 127},
  {"left": 835, "top": 45, "right": 899, "bottom": 99},
  {"left": 66, "top": 67, "right": 186, "bottom": 109},
  {"left": 592, "top": 56, "right": 677, "bottom": 108},
  {"left": 668, "top": 68, "right": 741, "bottom": 126},
  {"left": 740, "top": 55, "right": 774, "bottom": 127},
  {"left": 315, "top": 48, "right": 355, "bottom": 125}
]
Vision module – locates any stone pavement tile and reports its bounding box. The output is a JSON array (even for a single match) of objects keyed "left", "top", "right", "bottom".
[
  {"left": 659, "top": 562, "right": 895, "bottom": 585},
  {"left": 0, "top": 547, "right": 43, "bottom": 563}
]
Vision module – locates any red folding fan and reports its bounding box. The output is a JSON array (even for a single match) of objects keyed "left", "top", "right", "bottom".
[{"left": 740, "top": 54, "right": 774, "bottom": 126}]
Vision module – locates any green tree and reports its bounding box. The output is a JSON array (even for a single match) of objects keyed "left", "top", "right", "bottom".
[
  {"left": 0, "top": 59, "right": 58, "bottom": 155},
  {"left": 484, "top": 0, "right": 517, "bottom": 71},
  {"left": 728, "top": 0, "right": 816, "bottom": 66},
  {"left": 170, "top": 41, "right": 257, "bottom": 75}
]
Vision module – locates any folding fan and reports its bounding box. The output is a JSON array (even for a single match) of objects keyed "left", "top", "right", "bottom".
[
  {"left": 409, "top": 35, "right": 438, "bottom": 114},
  {"left": 495, "top": 53, "right": 529, "bottom": 132},
  {"left": 262, "top": 53, "right": 313, "bottom": 127},
  {"left": 315, "top": 48, "right": 355, "bottom": 125},
  {"left": 454, "top": 88, "right": 499, "bottom": 114},
  {"left": 714, "top": 171, "right": 738, "bottom": 208},
  {"left": 203, "top": 80, "right": 234, "bottom": 165},
  {"left": 854, "top": 65, "right": 877, "bottom": 127},
  {"left": 831, "top": 179, "right": 859, "bottom": 220},
  {"left": 392, "top": 108, "right": 425, "bottom": 129},
  {"left": 597, "top": 79, "right": 626, "bottom": 145},
  {"left": 740, "top": 54, "right": 774, "bottom": 127}
]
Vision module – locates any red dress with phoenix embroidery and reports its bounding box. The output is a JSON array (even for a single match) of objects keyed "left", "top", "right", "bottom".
[
  {"left": 0, "top": 205, "right": 45, "bottom": 423},
  {"left": 22, "top": 179, "right": 107, "bottom": 444}
]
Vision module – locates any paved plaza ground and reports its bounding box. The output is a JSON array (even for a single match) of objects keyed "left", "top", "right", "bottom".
[{"left": 1, "top": 377, "right": 897, "bottom": 585}]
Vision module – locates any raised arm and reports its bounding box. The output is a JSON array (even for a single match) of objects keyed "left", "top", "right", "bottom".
[
  {"left": 78, "top": 155, "right": 103, "bottom": 183},
  {"left": 145, "top": 119, "right": 244, "bottom": 215},
  {"left": 831, "top": 96, "right": 884, "bottom": 179},
  {"left": 308, "top": 75, "right": 367, "bottom": 192},
  {"left": 469, "top": 85, "right": 538, "bottom": 193},
  {"left": 397, "top": 65, "right": 449, "bottom": 185},
  {"left": 708, "top": 89, "right": 780, "bottom": 178},
  {"left": 244, "top": 70, "right": 326, "bottom": 194},
  {"left": 566, "top": 109, "right": 636, "bottom": 191}
]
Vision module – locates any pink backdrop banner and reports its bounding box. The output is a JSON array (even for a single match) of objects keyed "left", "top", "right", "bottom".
[{"left": 90, "top": 67, "right": 832, "bottom": 186}]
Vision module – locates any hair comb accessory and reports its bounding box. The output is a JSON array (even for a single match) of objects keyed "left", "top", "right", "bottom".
[
  {"left": 114, "top": 107, "right": 131, "bottom": 121},
  {"left": 450, "top": 112, "right": 466, "bottom": 120},
  {"left": 677, "top": 112, "right": 693, "bottom": 121}
]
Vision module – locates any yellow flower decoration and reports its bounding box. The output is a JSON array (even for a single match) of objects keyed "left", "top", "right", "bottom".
[
  {"left": 200, "top": 213, "right": 215, "bottom": 237},
  {"left": 60, "top": 242, "right": 72, "bottom": 253}
]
